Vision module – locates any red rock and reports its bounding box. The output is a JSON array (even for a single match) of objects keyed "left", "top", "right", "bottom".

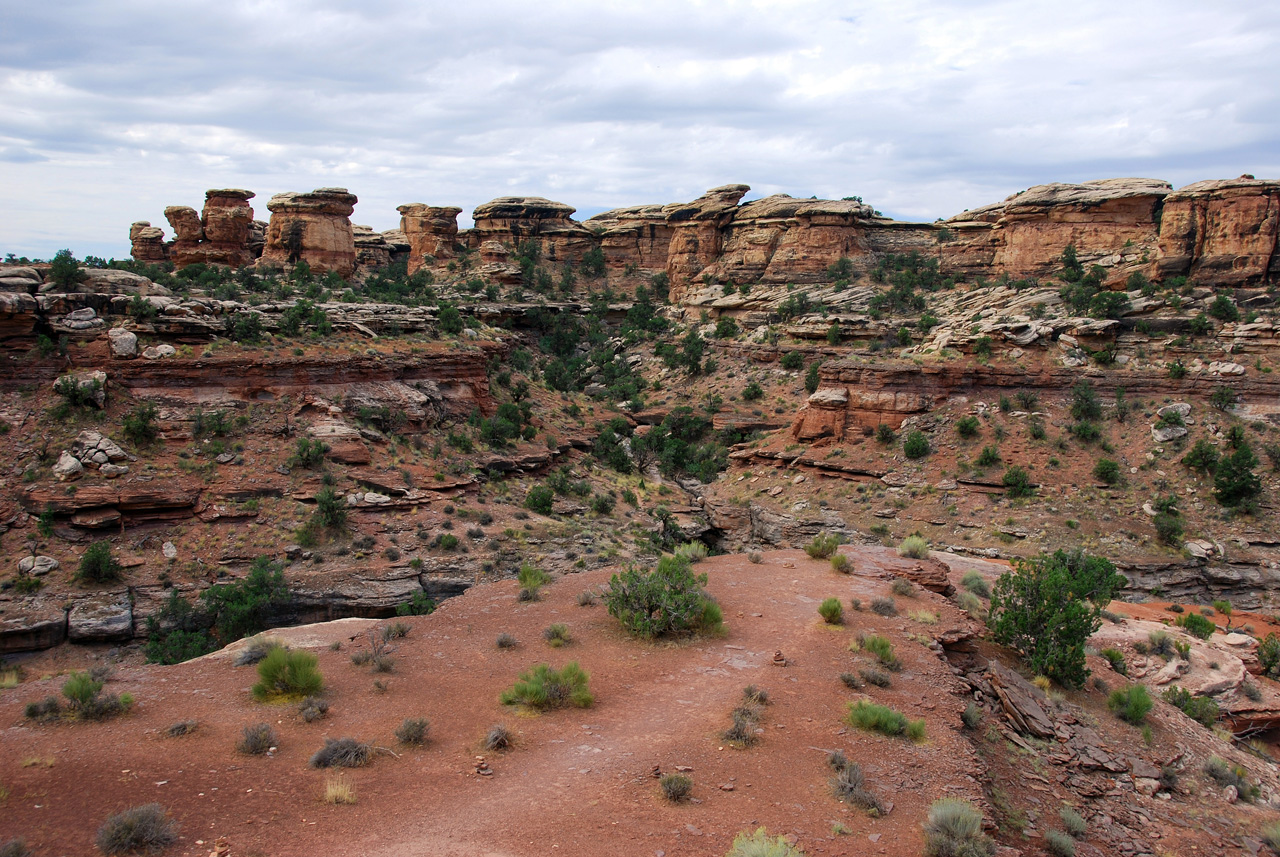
[
  {"left": 259, "top": 188, "right": 359, "bottom": 277},
  {"left": 128, "top": 221, "right": 169, "bottom": 263},
  {"left": 397, "top": 204, "right": 463, "bottom": 274},
  {"left": 1157, "top": 176, "right": 1280, "bottom": 285}
]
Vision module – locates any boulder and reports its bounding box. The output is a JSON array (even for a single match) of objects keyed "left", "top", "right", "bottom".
[
  {"left": 67, "top": 592, "right": 134, "bottom": 642},
  {"left": 143, "top": 344, "right": 177, "bottom": 359},
  {"left": 70, "top": 431, "right": 133, "bottom": 467},
  {"left": 0, "top": 603, "right": 67, "bottom": 653},
  {"left": 989, "top": 660, "right": 1056, "bottom": 739},
  {"left": 0, "top": 265, "right": 42, "bottom": 293},
  {"left": 53, "top": 451, "right": 83, "bottom": 481},
  {"left": 1152, "top": 425, "right": 1188, "bottom": 442},
  {"left": 18, "top": 555, "right": 59, "bottom": 576},
  {"left": 108, "top": 327, "right": 138, "bottom": 358},
  {"left": 129, "top": 221, "right": 169, "bottom": 263}
]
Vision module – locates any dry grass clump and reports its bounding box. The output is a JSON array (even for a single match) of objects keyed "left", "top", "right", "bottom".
[
  {"left": 484, "top": 723, "right": 513, "bottom": 751},
  {"left": 95, "top": 804, "right": 177, "bottom": 855},
  {"left": 396, "top": 717, "right": 430, "bottom": 746},
  {"left": 164, "top": 720, "right": 198, "bottom": 738},
  {"left": 237, "top": 722, "right": 276, "bottom": 755},
  {"left": 310, "top": 737, "right": 372, "bottom": 769},
  {"left": 660, "top": 773, "right": 693, "bottom": 802},
  {"left": 828, "top": 750, "right": 884, "bottom": 815},
  {"left": 323, "top": 772, "right": 357, "bottom": 805}
]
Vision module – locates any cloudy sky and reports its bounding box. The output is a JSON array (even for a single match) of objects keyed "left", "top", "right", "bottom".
[{"left": 3, "top": 0, "right": 1278, "bottom": 260}]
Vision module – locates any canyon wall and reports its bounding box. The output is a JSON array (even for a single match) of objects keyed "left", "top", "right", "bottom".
[{"left": 133, "top": 176, "right": 1280, "bottom": 291}]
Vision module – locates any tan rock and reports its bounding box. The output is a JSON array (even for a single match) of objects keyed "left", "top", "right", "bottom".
[
  {"left": 1157, "top": 175, "right": 1280, "bottom": 285},
  {"left": 398, "top": 204, "right": 463, "bottom": 274},
  {"left": 129, "top": 221, "right": 169, "bottom": 263},
  {"left": 259, "top": 188, "right": 358, "bottom": 277}
]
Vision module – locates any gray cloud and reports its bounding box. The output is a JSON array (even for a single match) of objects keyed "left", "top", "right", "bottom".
[{"left": 2, "top": 0, "right": 1279, "bottom": 258}]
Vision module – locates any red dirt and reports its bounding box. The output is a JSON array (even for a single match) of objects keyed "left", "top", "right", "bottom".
[{"left": 0, "top": 548, "right": 980, "bottom": 857}]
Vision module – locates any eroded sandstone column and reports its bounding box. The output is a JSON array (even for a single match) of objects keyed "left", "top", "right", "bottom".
[
  {"left": 259, "top": 188, "right": 358, "bottom": 277},
  {"left": 397, "top": 204, "right": 463, "bottom": 274}
]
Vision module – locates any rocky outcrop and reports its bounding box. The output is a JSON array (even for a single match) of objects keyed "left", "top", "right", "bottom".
[
  {"left": 353, "top": 225, "right": 411, "bottom": 274},
  {"left": 1157, "top": 176, "right": 1280, "bottom": 285},
  {"left": 466, "top": 197, "right": 596, "bottom": 266},
  {"left": 259, "top": 188, "right": 358, "bottom": 277},
  {"left": 128, "top": 222, "right": 169, "bottom": 263},
  {"left": 397, "top": 204, "right": 463, "bottom": 274},
  {"left": 943, "top": 178, "right": 1170, "bottom": 282},
  {"left": 664, "top": 184, "right": 751, "bottom": 302}
]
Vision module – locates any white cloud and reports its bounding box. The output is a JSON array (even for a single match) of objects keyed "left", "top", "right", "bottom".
[{"left": 2, "top": 0, "right": 1278, "bottom": 258}]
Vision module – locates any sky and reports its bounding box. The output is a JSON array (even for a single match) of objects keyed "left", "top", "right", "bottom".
[{"left": 3, "top": 0, "right": 1279, "bottom": 260}]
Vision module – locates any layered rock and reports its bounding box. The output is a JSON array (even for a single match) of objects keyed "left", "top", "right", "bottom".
[
  {"left": 352, "top": 226, "right": 410, "bottom": 274},
  {"left": 397, "top": 204, "right": 463, "bottom": 274},
  {"left": 128, "top": 222, "right": 169, "bottom": 263},
  {"left": 943, "top": 178, "right": 1170, "bottom": 282},
  {"left": 664, "top": 184, "right": 751, "bottom": 302},
  {"left": 586, "top": 203, "right": 674, "bottom": 280},
  {"left": 1157, "top": 175, "right": 1280, "bottom": 286},
  {"left": 259, "top": 187, "right": 358, "bottom": 277},
  {"left": 466, "top": 197, "right": 595, "bottom": 266}
]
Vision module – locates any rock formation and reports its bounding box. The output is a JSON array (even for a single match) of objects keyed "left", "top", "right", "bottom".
[
  {"left": 259, "top": 187, "right": 359, "bottom": 277},
  {"left": 467, "top": 196, "right": 596, "bottom": 266},
  {"left": 1157, "top": 175, "right": 1280, "bottom": 286},
  {"left": 397, "top": 204, "right": 463, "bottom": 274},
  {"left": 162, "top": 189, "right": 257, "bottom": 268},
  {"left": 128, "top": 222, "right": 169, "bottom": 263}
]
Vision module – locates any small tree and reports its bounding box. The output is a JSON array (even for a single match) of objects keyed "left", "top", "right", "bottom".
[
  {"left": 122, "top": 402, "right": 159, "bottom": 445},
  {"left": 903, "top": 430, "right": 930, "bottom": 459},
  {"left": 1214, "top": 442, "right": 1262, "bottom": 508},
  {"left": 77, "top": 541, "right": 122, "bottom": 584},
  {"left": 603, "top": 554, "right": 721, "bottom": 638},
  {"left": 1002, "top": 466, "right": 1033, "bottom": 498},
  {"left": 1094, "top": 458, "right": 1121, "bottom": 485},
  {"left": 1069, "top": 381, "right": 1103, "bottom": 421},
  {"left": 314, "top": 486, "right": 347, "bottom": 530},
  {"left": 1182, "top": 439, "right": 1219, "bottom": 473},
  {"left": 437, "top": 304, "right": 463, "bottom": 334},
  {"left": 989, "top": 549, "right": 1125, "bottom": 688},
  {"left": 804, "top": 362, "right": 820, "bottom": 394},
  {"left": 525, "top": 485, "right": 554, "bottom": 515},
  {"left": 49, "top": 249, "right": 82, "bottom": 290}
]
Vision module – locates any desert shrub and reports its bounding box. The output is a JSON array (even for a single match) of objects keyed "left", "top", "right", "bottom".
[
  {"left": 818, "top": 597, "right": 844, "bottom": 625},
  {"left": 960, "top": 570, "right": 990, "bottom": 598},
  {"left": 396, "top": 717, "right": 430, "bottom": 746},
  {"left": 858, "top": 633, "right": 902, "bottom": 671},
  {"left": 165, "top": 720, "right": 198, "bottom": 738},
  {"left": 1059, "top": 806, "right": 1087, "bottom": 839},
  {"left": 1215, "top": 441, "right": 1262, "bottom": 508},
  {"left": 860, "top": 667, "right": 892, "bottom": 688},
  {"left": 829, "top": 752, "right": 883, "bottom": 813},
  {"left": 1148, "top": 630, "right": 1175, "bottom": 657},
  {"left": 517, "top": 562, "right": 551, "bottom": 600},
  {"left": 577, "top": 590, "right": 596, "bottom": 607},
  {"left": 1099, "top": 647, "right": 1128, "bottom": 675},
  {"left": 543, "top": 623, "right": 572, "bottom": 647},
  {"left": 903, "top": 430, "right": 930, "bottom": 459},
  {"left": 829, "top": 553, "right": 851, "bottom": 573},
  {"left": 77, "top": 541, "right": 123, "bottom": 584},
  {"left": 1259, "top": 633, "right": 1280, "bottom": 677},
  {"left": 891, "top": 577, "right": 915, "bottom": 597},
  {"left": 323, "top": 772, "right": 356, "bottom": 805},
  {"left": 961, "top": 703, "right": 983, "bottom": 729},
  {"left": 1108, "top": 684, "right": 1152, "bottom": 724},
  {"left": 60, "top": 672, "right": 132, "bottom": 721},
  {"left": 840, "top": 672, "right": 864, "bottom": 689},
  {"left": 251, "top": 647, "right": 323, "bottom": 701},
  {"left": 500, "top": 662, "right": 594, "bottom": 710},
  {"left": 870, "top": 597, "right": 897, "bottom": 617},
  {"left": 396, "top": 591, "right": 436, "bottom": 616},
  {"left": 299, "top": 695, "right": 329, "bottom": 723},
  {"left": 201, "top": 556, "right": 290, "bottom": 644},
  {"left": 524, "top": 485, "right": 554, "bottom": 514},
  {"left": 288, "top": 437, "right": 329, "bottom": 469},
  {"left": 1094, "top": 458, "right": 1121, "bottom": 485},
  {"left": 1162, "top": 686, "right": 1219, "bottom": 727},
  {"left": 723, "top": 705, "right": 761, "bottom": 747},
  {"left": 484, "top": 724, "right": 513, "bottom": 751},
  {"left": 780, "top": 351, "right": 804, "bottom": 371},
  {"left": 237, "top": 722, "right": 276, "bottom": 755},
  {"left": 1176, "top": 612, "right": 1215, "bottom": 639},
  {"left": 747, "top": 550, "right": 763, "bottom": 564},
  {"left": 743, "top": 685, "right": 769, "bottom": 706},
  {"left": 1262, "top": 821, "right": 1280, "bottom": 855},
  {"left": 956, "top": 416, "right": 980, "bottom": 438},
  {"left": 724, "top": 827, "right": 803, "bottom": 857},
  {"left": 1045, "top": 829, "right": 1076, "bottom": 857},
  {"left": 233, "top": 635, "right": 283, "bottom": 667},
  {"left": 989, "top": 548, "right": 1125, "bottom": 688},
  {"left": 898, "top": 535, "right": 929, "bottom": 559},
  {"left": 846, "top": 699, "right": 913, "bottom": 737},
  {"left": 1182, "top": 438, "right": 1220, "bottom": 473},
  {"left": 495, "top": 632, "right": 518, "bottom": 649},
  {"left": 875, "top": 424, "right": 895, "bottom": 445},
  {"left": 0, "top": 840, "right": 32, "bottom": 857},
  {"left": 922, "top": 798, "right": 994, "bottom": 857},
  {"left": 974, "top": 445, "right": 1000, "bottom": 467},
  {"left": 673, "top": 541, "right": 709, "bottom": 563},
  {"left": 1204, "top": 756, "right": 1259, "bottom": 801},
  {"left": 122, "top": 402, "right": 160, "bottom": 446},
  {"left": 310, "top": 737, "right": 372, "bottom": 768},
  {"left": 95, "top": 804, "right": 177, "bottom": 856},
  {"left": 1002, "top": 465, "right": 1034, "bottom": 498},
  {"left": 956, "top": 590, "right": 983, "bottom": 618},
  {"left": 604, "top": 554, "right": 720, "bottom": 638},
  {"left": 660, "top": 773, "right": 693, "bottom": 802},
  {"left": 804, "top": 532, "right": 841, "bottom": 559}
]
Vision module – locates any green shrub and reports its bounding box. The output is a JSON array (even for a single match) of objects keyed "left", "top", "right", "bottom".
[
  {"left": 903, "top": 430, "right": 930, "bottom": 459},
  {"left": 960, "top": 570, "right": 990, "bottom": 599},
  {"left": 742, "top": 381, "right": 764, "bottom": 401},
  {"left": 1215, "top": 441, "right": 1262, "bottom": 508},
  {"left": 846, "top": 700, "right": 909, "bottom": 737},
  {"left": 1002, "top": 465, "right": 1034, "bottom": 498},
  {"left": 310, "top": 737, "right": 372, "bottom": 768},
  {"left": 251, "top": 647, "right": 323, "bottom": 701},
  {"left": 1182, "top": 438, "right": 1220, "bottom": 473},
  {"left": 1100, "top": 647, "right": 1128, "bottom": 675},
  {"left": 922, "top": 798, "right": 994, "bottom": 857},
  {"left": 604, "top": 554, "right": 721, "bottom": 638},
  {"left": 77, "top": 541, "right": 122, "bottom": 584},
  {"left": 1059, "top": 806, "right": 1087, "bottom": 839},
  {"left": 818, "top": 597, "right": 844, "bottom": 625},
  {"left": 830, "top": 553, "right": 851, "bottom": 573},
  {"left": 314, "top": 486, "right": 347, "bottom": 530},
  {"left": 1154, "top": 511, "right": 1184, "bottom": 545},
  {"left": 725, "top": 827, "right": 804, "bottom": 857},
  {"left": 858, "top": 633, "right": 902, "bottom": 671},
  {"left": 956, "top": 416, "right": 980, "bottom": 438},
  {"left": 517, "top": 562, "right": 551, "bottom": 599},
  {"left": 1069, "top": 380, "right": 1103, "bottom": 421},
  {"left": 804, "top": 532, "right": 841, "bottom": 559},
  {"left": 1204, "top": 756, "right": 1259, "bottom": 801},
  {"left": 1045, "top": 829, "right": 1076, "bottom": 857},
  {"left": 989, "top": 549, "right": 1125, "bottom": 688},
  {"left": 1094, "top": 458, "right": 1121, "bottom": 485},
  {"left": 1259, "top": 632, "right": 1280, "bottom": 677},
  {"left": 673, "top": 541, "right": 709, "bottom": 563},
  {"left": 780, "top": 351, "right": 804, "bottom": 371},
  {"left": 1107, "top": 684, "right": 1152, "bottom": 724},
  {"left": 525, "top": 485, "right": 554, "bottom": 514},
  {"left": 1162, "top": 686, "right": 1219, "bottom": 727},
  {"left": 1176, "top": 612, "right": 1215, "bottom": 639},
  {"left": 898, "top": 535, "right": 929, "bottom": 559},
  {"left": 95, "top": 804, "right": 177, "bottom": 856},
  {"left": 288, "top": 437, "right": 329, "bottom": 469},
  {"left": 500, "top": 662, "right": 593, "bottom": 710},
  {"left": 660, "top": 772, "right": 692, "bottom": 802},
  {"left": 875, "top": 424, "right": 895, "bottom": 445},
  {"left": 202, "top": 557, "right": 290, "bottom": 644},
  {"left": 974, "top": 445, "right": 1000, "bottom": 467},
  {"left": 542, "top": 623, "right": 572, "bottom": 647},
  {"left": 122, "top": 402, "right": 160, "bottom": 446},
  {"left": 56, "top": 671, "right": 132, "bottom": 721}
]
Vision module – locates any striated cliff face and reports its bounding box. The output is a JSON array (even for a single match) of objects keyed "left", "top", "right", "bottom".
[
  {"left": 131, "top": 175, "right": 1280, "bottom": 290},
  {"left": 259, "top": 187, "right": 359, "bottom": 276}
]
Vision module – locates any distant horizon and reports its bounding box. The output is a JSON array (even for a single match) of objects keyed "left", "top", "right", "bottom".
[{"left": 4, "top": 1, "right": 1278, "bottom": 260}]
